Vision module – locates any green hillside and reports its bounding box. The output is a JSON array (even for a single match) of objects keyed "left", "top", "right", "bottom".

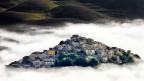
[{"left": 0, "top": 0, "right": 144, "bottom": 25}]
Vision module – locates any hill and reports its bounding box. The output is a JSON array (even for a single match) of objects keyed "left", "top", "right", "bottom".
[
  {"left": 7, "top": 35, "right": 141, "bottom": 68},
  {"left": 0, "top": 0, "right": 144, "bottom": 25}
]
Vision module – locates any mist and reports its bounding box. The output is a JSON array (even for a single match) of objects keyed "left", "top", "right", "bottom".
[{"left": 0, "top": 19, "right": 144, "bottom": 81}]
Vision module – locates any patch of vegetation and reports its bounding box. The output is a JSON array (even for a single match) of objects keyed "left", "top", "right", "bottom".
[
  {"left": 5, "top": 11, "right": 46, "bottom": 20},
  {"left": 8, "top": 0, "right": 59, "bottom": 13},
  {"left": 51, "top": 4, "right": 110, "bottom": 21},
  {"left": 55, "top": 54, "right": 99, "bottom": 67},
  {"left": 0, "top": 0, "right": 144, "bottom": 25},
  {"left": 114, "top": 51, "right": 123, "bottom": 56},
  {"left": 120, "top": 52, "right": 134, "bottom": 63},
  {"left": 18, "top": 12, "right": 46, "bottom": 21},
  {"left": 0, "top": 11, "right": 47, "bottom": 25},
  {"left": 88, "top": 57, "right": 99, "bottom": 67},
  {"left": 0, "top": 7, "right": 6, "bottom": 12}
]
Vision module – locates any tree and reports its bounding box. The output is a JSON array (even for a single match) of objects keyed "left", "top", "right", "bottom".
[
  {"left": 125, "top": 55, "right": 134, "bottom": 63},
  {"left": 88, "top": 57, "right": 99, "bottom": 67},
  {"left": 119, "top": 56, "right": 125, "bottom": 62},
  {"left": 69, "top": 54, "right": 78, "bottom": 60},
  {"left": 121, "top": 52, "right": 134, "bottom": 63},
  {"left": 115, "top": 51, "right": 122, "bottom": 56},
  {"left": 55, "top": 59, "right": 59, "bottom": 66},
  {"left": 59, "top": 40, "right": 65, "bottom": 45},
  {"left": 73, "top": 57, "right": 88, "bottom": 67},
  {"left": 58, "top": 53, "right": 67, "bottom": 60},
  {"left": 58, "top": 57, "right": 73, "bottom": 66}
]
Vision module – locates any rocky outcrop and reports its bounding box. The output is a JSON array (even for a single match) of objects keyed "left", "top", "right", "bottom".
[{"left": 7, "top": 35, "right": 141, "bottom": 68}]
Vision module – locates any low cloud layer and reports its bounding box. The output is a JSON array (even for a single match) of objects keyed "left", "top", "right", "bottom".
[{"left": 0, "top": 19, "right": 144, "bottom": 81}]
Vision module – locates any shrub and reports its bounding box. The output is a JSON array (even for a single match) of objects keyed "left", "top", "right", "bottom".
[
  {"left": 57, "top": 57, "right": 73, "bottom": 66},
  {"left": 88, "top": 57, "right": 99, "bottom": 67},
  {"left": 58, "top": 53, "right": 66, "bottom": 59},
  {"left": 115, "top": 51, "right": 122, "bottom": 56},
  {"left": 73, "top": 57, "right": 88, "bottom": 67}
]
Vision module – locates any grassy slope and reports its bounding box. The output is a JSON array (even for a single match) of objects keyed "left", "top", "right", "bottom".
[
  {"left": 85, "top": 0, "right": 144, "bottom": 19},
  {"left": 0, "top": 7, "right": 6, "bottom": 12},
  {"left": 8, "top": 0, "right": 58, "bottom": 12},
  {"left": 0, "top": 0, "right": 144, "bottom": 25},
  {"left": 51, "top": 4, "right": 111, "bottom": 21},
  {"left": 3, "top": 11, "right": 46, "bottom": 20},
  {"left": 0, "top": 0, "right": 59, "bottom": 25},
  {"left": 55, "top": 0, "right": 144, "bottom": 19}
]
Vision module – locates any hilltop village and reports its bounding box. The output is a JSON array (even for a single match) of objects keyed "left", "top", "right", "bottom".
[{"left": 8, "top": 35, "right": 141, "bottom": 68}]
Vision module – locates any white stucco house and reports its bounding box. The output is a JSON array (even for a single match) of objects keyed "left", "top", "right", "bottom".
[
  {"left": 43, "top": 58, "right": 55, "bottom": 67},
  {"left": 84, "top": 49, "right": 95, "bottom": 55}
]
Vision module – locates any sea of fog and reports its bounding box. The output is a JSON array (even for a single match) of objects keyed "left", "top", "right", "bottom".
[{"left": 0, "top": 20, "right": 144, "bottom": 81}]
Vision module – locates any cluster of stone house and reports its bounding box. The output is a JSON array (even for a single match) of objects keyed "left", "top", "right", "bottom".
[
  {"left": 20, "top": 35, "right": 131, "bottom": 68},
  {"left": 20, "top": 49, "right": 57, "bottom": 68},
  {"left": 53, "top": 35, "right": 123, "bottom": 63}
]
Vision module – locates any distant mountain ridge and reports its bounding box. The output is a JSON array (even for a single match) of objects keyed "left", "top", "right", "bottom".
[{"left": 0, "top": 0, "right": 144, "bottom": 25}]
